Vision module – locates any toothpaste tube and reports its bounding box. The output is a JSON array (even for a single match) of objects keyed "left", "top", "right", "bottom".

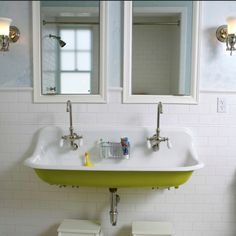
[{"left": 121, "top": 137, "right": 130, "bottom": 158}]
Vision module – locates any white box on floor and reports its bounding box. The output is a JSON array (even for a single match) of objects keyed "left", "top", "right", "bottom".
[
  {"left": 58, "top": 219, "right": 103, "bottom": 236},
  {"left": 132, "top": 221, "right": 172, "bottom": 236}
]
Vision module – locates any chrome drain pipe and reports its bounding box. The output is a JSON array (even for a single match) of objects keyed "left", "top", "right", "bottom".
[{"left": 109, "top": 188, "right": 120, "bottom": 226}]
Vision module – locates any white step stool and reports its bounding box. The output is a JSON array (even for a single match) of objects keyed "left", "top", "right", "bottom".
[
  {"left": 58, "top": 219, "right": 103, "bottom": 236},
  {"left": 132, "top": 221, "right": 172, "bottom": 236}
]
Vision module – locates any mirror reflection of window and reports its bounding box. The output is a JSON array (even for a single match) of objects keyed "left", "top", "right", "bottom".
[
  {"left": 41, "top": 1, "right": 100, "bottom": 96},
  {"left": 60, "top": 28, "right": 92, "bottom": 94}
]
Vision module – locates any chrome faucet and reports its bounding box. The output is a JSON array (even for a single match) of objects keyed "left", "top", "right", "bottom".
[
  {"left": 61, "top": 100, "right": 83, "bottom": 150},
  {"left": 147, "top": 102, "right": 170, "bottom": 151},
  {"left": 67, "top": 100, "right": 73, "bottom": 132}
]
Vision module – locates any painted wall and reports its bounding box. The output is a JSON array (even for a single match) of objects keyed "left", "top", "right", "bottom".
[
  {"left": 0, "top": 1, "right": 32, "bottom": 87},
  {"left": 200, "top": 1, "right": 236, "bottom": 91},
  {"left": 0, "top": 1, "right": 236, "bottom": 236}
]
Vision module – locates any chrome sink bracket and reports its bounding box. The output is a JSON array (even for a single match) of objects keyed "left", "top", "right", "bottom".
[
  {"left": 61, "top": 100, "right": 83, "bottom": 150},
  {"left": 109, "top": 188, "right": 120, "bottom": 226}
]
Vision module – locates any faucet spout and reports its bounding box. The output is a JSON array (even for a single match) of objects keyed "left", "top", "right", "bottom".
[
  {"left": 157, "top": 101, "right": 163, "bottom": 136},
  {"left": 66, "top": 100, "right": 71, "bottom": 112},
  {"left": 66, "top": 100, "right": 73, "bottom": 135}
]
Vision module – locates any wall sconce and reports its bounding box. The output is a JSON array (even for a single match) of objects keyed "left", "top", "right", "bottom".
[
  {"left": 0, "top": 17, "right": 20, "bottom": 51},
  {"left": 216, "top": 17, "right": 236, "bottom": 56}
]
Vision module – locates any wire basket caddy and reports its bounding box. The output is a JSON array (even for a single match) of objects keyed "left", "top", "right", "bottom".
[{"left": 99, "top": 141, "right": 130, "bottom": 159}]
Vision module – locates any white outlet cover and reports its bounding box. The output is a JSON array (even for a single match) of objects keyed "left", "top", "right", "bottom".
[{"left": 217, "top": 97, "right": 227, "bottom": 113}]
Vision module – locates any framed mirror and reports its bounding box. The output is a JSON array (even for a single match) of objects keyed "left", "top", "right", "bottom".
[
  {"left": 32, "top": 1, "right": 107, "bottom": 103},
  {"left": 123, "top": 1, "right": 201, "bottom": 104}
]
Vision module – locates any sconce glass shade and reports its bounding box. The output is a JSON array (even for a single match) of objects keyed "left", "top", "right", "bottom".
[
  {"left": 0, "top": 17, "right": 12, "bottom": 36},
  {"left": 0, "top": 17, "right": 20, "bottom": 51},
  {"left": 227, "top": 17, "right": 236, "bottom": 34}
]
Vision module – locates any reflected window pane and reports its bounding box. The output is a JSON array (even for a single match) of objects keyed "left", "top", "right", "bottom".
[
  {"left": 61, "top": 52, "right": 75, "bottom": 70},
  {"left": 77, "top": 30, "right": 91, "bottom": 50},
  {"left": 60, "top": 30, "right": 75, "bottom": 50},
  {"left": 61, "top": 72, "right": 91, "bottom": 94},
  {"left": 77, "top": 52, "right": 91, "bottom": 71}
]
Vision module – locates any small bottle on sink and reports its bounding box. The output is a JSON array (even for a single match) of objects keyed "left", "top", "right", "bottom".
[
  {"left": 84, "top": 152, "right": 94, "bottom": 167},
  {"left": 121, "top": 137, "right": 130, "bottom": 159}
]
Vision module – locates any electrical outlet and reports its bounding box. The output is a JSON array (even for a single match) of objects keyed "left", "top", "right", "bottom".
[{"left": 217, "top": 97, "right": 227, "bottom": 113}]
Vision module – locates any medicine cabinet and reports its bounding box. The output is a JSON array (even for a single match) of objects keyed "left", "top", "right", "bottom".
[
  {"left": 123, "top": 1, "right": 201, "bottom": 104},
  {"left": 32, "top": 1, "right": 108, "bottom": 103}
]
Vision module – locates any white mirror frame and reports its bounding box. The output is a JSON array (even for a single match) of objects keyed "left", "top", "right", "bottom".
[
  {"left": 32, "top": 1, "right": 108, "bottom": 103},
  {"left": 123, "top": 1, "right": 201, "bottom": 104}
]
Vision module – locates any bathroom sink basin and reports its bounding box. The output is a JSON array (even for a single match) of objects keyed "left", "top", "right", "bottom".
[{"left": 24, "top": 126, "right": 203, "bottom": 188}]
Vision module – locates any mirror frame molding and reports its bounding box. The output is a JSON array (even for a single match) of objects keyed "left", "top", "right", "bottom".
[
  {"left": 32, "top": 1, "right": 108, "bottom": 103},
  {"left": 123, "top": 1, "right": 201, "bottom": 104}
]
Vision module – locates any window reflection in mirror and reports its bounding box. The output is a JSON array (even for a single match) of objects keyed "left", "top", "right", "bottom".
[
  {"left": 132, "top": 1, "right": 193, "bottom": 96},
  {"left": 41, "top": 1, "right": 99, "bottom": 95}
]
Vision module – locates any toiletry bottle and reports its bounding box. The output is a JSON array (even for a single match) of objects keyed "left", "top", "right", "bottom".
[
  {"left": 84, "top": 152, "right": 94, "bottom": 166},
  {"left": 121, "top": 137, "right": 130, "bottom": 159}
]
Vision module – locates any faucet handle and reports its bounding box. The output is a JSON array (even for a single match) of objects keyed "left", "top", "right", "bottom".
[
  {"left": 60, "top": 138, "right": 64, "bottom": 147},
  {"left": 167, "top": 139, "right": 172, "bottom": 149},
  {"left": 78, "top": 137, "right": 83, "bottom": 147},
  {"left": 146, "top": 138, "right": 152, "bottom": 149}
]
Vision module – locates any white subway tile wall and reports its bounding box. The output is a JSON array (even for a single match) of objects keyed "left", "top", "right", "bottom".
[{"left": 0, "top": 89, "right": 235, "bottom": 236}]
